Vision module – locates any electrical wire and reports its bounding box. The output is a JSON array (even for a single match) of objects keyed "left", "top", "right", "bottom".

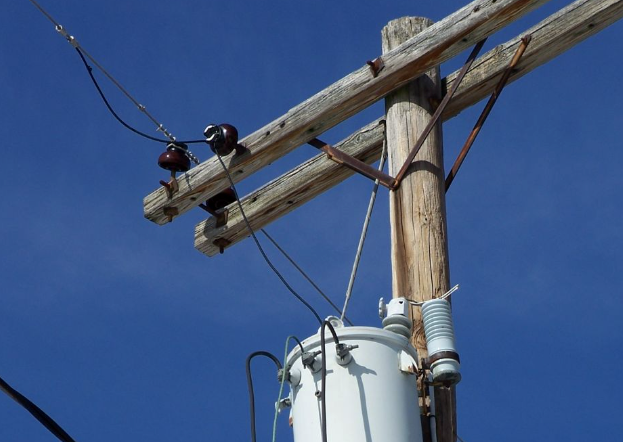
[
  {"left": 73, "top": 47, "right": 205, "bottom": 148},
  {"left": 407, "top": 284, "right": 460, "bottom": 307},
  {"left": 29, "top": 0, "right": 205, "bottom": 150},
  {"left": 271, "top": 335, "right": 304, "bottom": 442},
  {"left": 260, "top": 229, "right": 353, "bottom": 326},
  {"left": 74, "top": 48, "right": 174, "bottom": 144},
  {"left": 455, "top": 433, "right": 468, "bottom": 442},
  {"left": 341, "top": 137, "right": 388, "bottom": 321},
  {"left": 320, "top": 321, "right": 340, "bottom": 442},
  {"left": 28, "top": 0, "right": 62, "bottom": 28},
  {"left": 215, "top": 153, "right": 323, "bottom": 325},
  {"left": 245, "top": 351, "right": 282, "bottom": 442},
  {"left": 0, "top": 374, "right": 77, "bottom": 442}
]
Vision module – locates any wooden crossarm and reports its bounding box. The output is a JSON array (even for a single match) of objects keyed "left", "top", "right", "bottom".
[
  {"left": 195, "top": 0, "right": 623, "bottom": 256},
  {"left": 143, "top": 0, "right": 550, "bottom": 225}
]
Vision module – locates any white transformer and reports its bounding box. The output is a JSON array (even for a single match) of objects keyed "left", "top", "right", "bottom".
[{"left": 285, "top": 318, "right": 423, "bottom": 442}]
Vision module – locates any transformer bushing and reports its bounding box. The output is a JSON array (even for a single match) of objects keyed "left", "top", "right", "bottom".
[{"left": 421, "top": 298, "right": 461, "bottom": 385}]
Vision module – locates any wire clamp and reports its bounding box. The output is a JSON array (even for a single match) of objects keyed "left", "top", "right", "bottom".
[
  {"left": 335, "top": 343, "right": 358, "bottom": 366},
  {"left": 407, "top": 284, "right": 460, "bottom": 307},
  {"left": 55, "top": 25, "right": 79, "bottom": 48},
  {"left": 276, "top": 397, "right": 292, "bottom": 413},
  {"left": 301, "top": 350, "right": 322, "bottom": 373}
]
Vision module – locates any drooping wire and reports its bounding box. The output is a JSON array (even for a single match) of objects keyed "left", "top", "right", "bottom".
[
  {"left": 271, "top": 335, "right": 304, "bottom": 442},
  {"left": 73, "top": 47, "right": 204, "bottom": 149},
  {"left": 29, "top": 0, "right": 205, "bottom": 150},
  {"left": 245, "top": 351, "right": 282, "bottom": 442},
  {"left": 320, "top": 321, "right": 340, "bottom": 442},
  {"left": 261, "top": 229, "right": 353, "bottom": 326},
  {"left": 215, "top": 153, "right": 322, "bottom": 325},
  {"left": 0, "top": 374, "right": 77, "bottom": 442},
  {"left": 73, "top": 48, "right": 173, "bottom": 144},
  {"left": 32, "top": 0, "right": 323, "bottom": 324},
  {"left": 341, "top": 136, "right": 388, "bottom": 321},
  {"left": 290, "top": 336, "right": 305, "bottom": 356}
]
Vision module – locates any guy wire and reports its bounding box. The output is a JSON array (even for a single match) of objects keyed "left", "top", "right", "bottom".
[{"left": 341, "top": 135, "right": 388, "bottom": 321}]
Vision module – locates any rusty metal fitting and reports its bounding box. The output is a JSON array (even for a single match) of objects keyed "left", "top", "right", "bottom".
[
  {"left": 366, "top": 57, "right": 385, "bottom": 77},
  {"left": 212, "top": 237, "right": 231, "bottom": 254}
]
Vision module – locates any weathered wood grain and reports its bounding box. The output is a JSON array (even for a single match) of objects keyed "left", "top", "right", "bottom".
[
  {"left": 383, "top": 17, "right": 454, "bottom": 442},
  {"left": 145, "top": 0, "right": 550, "bottom": 225},
  {"left": 194, "top": 120, "right": 386, "bottom": 256},
  {"left": 383, "top": 17, "right": 450, "bottom": 354},
  {"left": 444, "top": 0, "right": 623, "bottom": 120},
  {"left": 195, "top": 0, "right": 623, "bottom": 257}
]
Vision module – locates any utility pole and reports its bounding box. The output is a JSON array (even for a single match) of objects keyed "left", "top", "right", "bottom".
[
  {"left": 139, "top": 1, "right": 623, "bottom": 440},
  {"left": 382, "top": 17, "right": 455, "bottom": 442}
]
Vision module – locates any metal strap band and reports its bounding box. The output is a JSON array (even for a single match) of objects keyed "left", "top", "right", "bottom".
[{"left": 428, "top": 350, "right": 460, "bottom": 366}]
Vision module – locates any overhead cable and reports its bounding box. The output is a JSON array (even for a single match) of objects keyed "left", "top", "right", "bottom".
[
  {"left": 320, "top": 321, "right": 340, "bottom": 442},
  {"left": 215, "top": 153, "right": 323, "bottom": 325},
  {"left": 261, "top": 229, "right": 353, "bottom": 326},
  {"left": 0, "top": 374, "right": 78, "bottom": 442},
  {"left": 28, "top": 0, "right": 205, "bottom": 148},
  {"left": 245, "top": 351, "right": 282, "bottom": 442}
]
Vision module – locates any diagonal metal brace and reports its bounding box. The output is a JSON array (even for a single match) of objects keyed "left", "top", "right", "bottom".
[
  {"left": 308, "top": 137, "right": 396, "bottom": 189},
  {"left": 307, "top": 40, "right": 487, "bottom": 192},
  {"left": 445, "top": 35, "right": 532, "bottom": 191},
  {"left": 392, "top": 38, "right": 487, "bottom": 190}
]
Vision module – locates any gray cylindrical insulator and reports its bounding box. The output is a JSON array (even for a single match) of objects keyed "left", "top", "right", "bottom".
[
  {"left": 422, "top": 299, "right": 461, "bottom": 385},
  {"left": 382, "top": 314, "right": 412, "bottom": 339}
]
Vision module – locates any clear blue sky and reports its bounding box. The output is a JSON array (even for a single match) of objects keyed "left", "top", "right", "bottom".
[{"left": 2, "top": 1, "right": 622, "bottom": 441}]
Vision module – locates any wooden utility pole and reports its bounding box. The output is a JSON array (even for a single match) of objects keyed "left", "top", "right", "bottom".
[
  {"left": 382, "top": 17, "right": 454, "bottom": 442},
  {"left": 141, "top": 1, "right": 623, "bottom": 440}
]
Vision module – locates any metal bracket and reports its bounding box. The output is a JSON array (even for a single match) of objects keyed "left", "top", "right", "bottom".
[
  {"left": 212, "top": 238, "right": 231, "bottom": 254},
  {"left": 445, "top": 34, "right": 532, "bottom": 191},
  {"left": 366, "top": 57, "right": 385, "bottom": 77},
  {"left": 162, "top": 206, "right": 179, "bottom": 223},
  {"left": 159, "top": 174, "right": 179, "bottom": 199},
  {"left": 213, "top": 208, "right": 229, "bottom": 228},
  {"left": 392, "top": 38, "right": 487, "bottom": 189},
  {"left": 307, "top": 40, "right": 487, "bottom": 191},
  {"left": 427, "top": 351, "right": 461, "bottom": 366},
  {"left": 307, "top": 137, "right": 396, "bottom": 189},
  {"left": 199, "top": 204, "right": 230, "bottom": 228}
]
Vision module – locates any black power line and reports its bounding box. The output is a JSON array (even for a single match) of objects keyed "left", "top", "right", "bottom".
[
  {"left": 215, "top": 153, "right": 323, "bottom": 325},
  {"left": 74, "top": 47, "right": 205, "bottom": 147},
  {"left": 320, "top": 320, "right": 340, "bottom": 442},
  {"left": 245, "top": 351, "right": 282, "bottom": 442},
  {"left": 0, "top": 374, "right": 78, "bottom": 442},
  {"left": 261, "top": 229, "right": 354, "bottom": 326}
]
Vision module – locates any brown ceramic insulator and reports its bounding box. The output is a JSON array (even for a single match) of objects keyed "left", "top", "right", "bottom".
[
  {"left": 205, "top": 188, "right": 236, "bottom": 212},
  {"left": 211, "top": 124, "right": 239, "bottom": 156},
  {"left": 157, "top": 143, "right": 191, "bottom": 172}
]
